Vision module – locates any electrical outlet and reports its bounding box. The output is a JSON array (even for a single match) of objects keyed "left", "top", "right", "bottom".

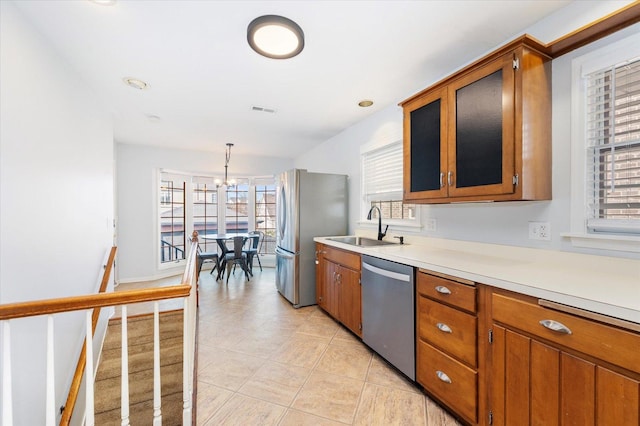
[
  {"left": 528, "top": 221, "right": 551, "bottom": 241},
  {"left": 425, "top": 218, "right": 437, "bottom": 232}
]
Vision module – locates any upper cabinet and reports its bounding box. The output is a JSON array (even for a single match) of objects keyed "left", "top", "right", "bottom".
[{"left": 401, "top": 35, "right": 552, "bottom": 203}]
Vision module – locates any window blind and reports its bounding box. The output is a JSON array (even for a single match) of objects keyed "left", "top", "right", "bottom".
[
  {"left": 362, "top": 141, "right": 404, "bottom": 202},
  {"left": 585, "top": 58, "right": 640, "bottom": 234}
]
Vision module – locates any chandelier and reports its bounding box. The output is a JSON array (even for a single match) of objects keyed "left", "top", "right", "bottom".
[{"left": 216, "top": 143, "right": 235, "bottom": 188}]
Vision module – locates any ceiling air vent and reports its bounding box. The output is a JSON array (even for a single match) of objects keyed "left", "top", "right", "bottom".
[{"left": 251, "top": 106, "right": 277, "bottom": 114}]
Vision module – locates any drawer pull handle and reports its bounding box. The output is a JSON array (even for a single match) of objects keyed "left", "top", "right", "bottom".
[
  {"left": 435, "top": 286, "right": 451, "bottom": 295},
  {"left": 436, "top": 323, "right": 453, "bottom": 333},
  {"left": 436, "top": 370, "right": 452, "bottom": 384},
  {"left": 539, "top": 319, "right": 572, "bottom": 335}
]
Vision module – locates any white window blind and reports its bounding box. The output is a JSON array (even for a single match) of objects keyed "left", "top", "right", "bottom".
[
  {"left": 585, "top": 57, "right": 640, "bottom": 235},
  {"left": 362, "top": 141, "right": 404, "bottom": 202}
]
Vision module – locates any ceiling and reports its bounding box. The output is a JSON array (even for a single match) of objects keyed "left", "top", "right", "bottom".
[{"left": 12, "top": 0, "right": 573, "bottom": 159}]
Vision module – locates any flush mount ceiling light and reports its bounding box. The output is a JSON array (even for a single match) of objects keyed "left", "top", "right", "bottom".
[
  {"left": 247, "top": 15, "right": 304, "bottom": 59},
  {"left": 358, "top": 100, "right": 374, "bottom": 107},
  {"left": 89, "top": 0, "right": 117, "bottom": 5},
  {"left": 122, "top": 77, "right": 149, "bottom": 90}
]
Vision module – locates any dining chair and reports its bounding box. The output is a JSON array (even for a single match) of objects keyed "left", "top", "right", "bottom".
[
  {"left": 196, "top": 245, "right": 219, "bottom": 281},
  {"left": 223, "top": 236, "right": 251, "bottom": 283},
  {"left": 243, "top": 231, "right": 263, "bottom": 273}
]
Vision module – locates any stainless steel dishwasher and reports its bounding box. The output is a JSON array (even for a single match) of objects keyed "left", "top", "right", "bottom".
[{"left": 361, "top": 255, "right": 415, "bottom": 380}]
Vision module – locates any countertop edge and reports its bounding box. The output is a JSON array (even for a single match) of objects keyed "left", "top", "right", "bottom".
[{"left": 314, "top": 236, "right": 640, "bottom": 325}]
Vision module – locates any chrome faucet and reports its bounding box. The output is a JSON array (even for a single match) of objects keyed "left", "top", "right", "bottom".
[{"left": 367, "top": 206, "right": 388, "bottom": 241}]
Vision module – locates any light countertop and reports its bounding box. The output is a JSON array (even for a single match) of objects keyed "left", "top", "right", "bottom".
[{"left": 314, "top": 233, "right": 640, "bottom": 324}]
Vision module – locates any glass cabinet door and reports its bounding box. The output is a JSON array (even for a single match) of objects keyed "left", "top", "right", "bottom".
[
  {"left": 447, "top": 53, "right": 515, "bottom": 198},
  {"left": 403, "top": 87, "right": 448, "bottom": 200}
]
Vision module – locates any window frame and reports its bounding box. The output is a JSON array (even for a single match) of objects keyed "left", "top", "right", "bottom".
[
  {"left": 360, "top": 138, "right": 420, "bottom": 231},
  {"left": 565, "top": 30, "right": 640, "bottom": 253}
]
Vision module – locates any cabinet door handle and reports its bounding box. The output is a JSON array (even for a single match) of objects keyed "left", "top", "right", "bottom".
[
  {"left": 447, "top": 171, "right": 453, "bottom": 187},
  {"left": 539, "top": 319, "right": 572, "bottom": 335},
  {"left": 436, "top": 370, "right": 452, "bottom": 384},
  {"left": 436, "top": 323, "right": 453, "bottom": 333},
  {"left": 435, "top": 285, "right": 451, "bottom": 295},
  {"left": 439, "top": 172, "right": 444, "bottom": 188}
]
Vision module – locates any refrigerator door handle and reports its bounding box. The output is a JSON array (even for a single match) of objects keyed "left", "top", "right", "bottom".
[{"left": 275, "top": 247, "right": 296, "bottom": 259}]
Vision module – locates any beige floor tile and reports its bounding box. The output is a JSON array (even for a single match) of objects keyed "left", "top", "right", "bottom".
[
  {"left": 197, "top": 347, "right": 266, "bottom": 391},
  {"left": 332, "top": 326, "right": 363, "bottom": 346},
  {"left": 204, "top": 393, "right": 286, "bottom": 426},
  {"left": 425, "top": 398, "right": 463, "bottom": 426},
  {"left": 296, "top": 316, "right": 340, "bottom": 339},
  {"left": 270, "top": 334, "right": 329, "bottom": 368},
  {"left": 279, "top": 409, "right": 346, "bottom": 426},
  {"left": 237, "top": 361, "right": 311, "bottom": 406},
  {"left": 315, "top": 343, "right": 372, "bottom": 380},
  {"left": 354, "top": 382, "right": 426, "bottom": 425},
  {"left": 292, "top": 371, "right": 364, "bottom": 424},
  {"left": 196, "top": 381, "right": 233, "bottom": 426},
  {"left": 366, "top": 354, "right": 421, "bottom": 394}
]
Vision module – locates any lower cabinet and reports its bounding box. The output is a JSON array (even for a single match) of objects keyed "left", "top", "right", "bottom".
[
  {"left": 315, "top": 243, "right": 362, "bottom": 337},
  {"left": 489, "top": 290, "right": 640, "bottom": 426},
  {"left": 416, "top": 270, "right": 479, "bottom": 425}
]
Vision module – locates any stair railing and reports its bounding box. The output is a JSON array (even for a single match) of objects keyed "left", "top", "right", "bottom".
[{"left": 0, "top": 233, "right": 200, "bottom": 426}]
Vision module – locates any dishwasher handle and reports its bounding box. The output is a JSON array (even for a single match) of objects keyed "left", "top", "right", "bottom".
[{"left": 362, "top": 261, "right": 411, "bottom": 282}]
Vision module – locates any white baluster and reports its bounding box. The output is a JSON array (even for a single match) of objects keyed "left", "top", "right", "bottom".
[
  {"left": 152, "top": 302, "right": 162, "bottom": 425},
  {"left": 121, "top": 306, "right": 130, "bottom": 426},
  {"left": 46, "top": 315, "right": 55, "bottom": 426},
  {"left": 85, "top": 311, "right": 95, "bottom": 426},
  {"left": 2, "top": 321, "right": 13, "bottom": 426},
  {"left": 182, "top": 297, "right": 192, "bottom": 424}
]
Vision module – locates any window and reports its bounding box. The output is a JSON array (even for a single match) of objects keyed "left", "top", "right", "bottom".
[
  {"left": 225, "top": 183, "right": 249, "bottom": 233},
  {"left": 585, "top": 59, "right": 640, "bottom": 233},
  {"left": 361, "top": 139, "right": 417, "bottom": 226},
  {"left": 255, "top": 182, "right": 276, "bottom": 254},
  {"left": 567, "top": 30, "right": 640, "bottom": 252},
  {"left": 158, "top": 171, "right": 278, "bottom": 268},
  {"left": 159, "top": 174, "right": 186, "bottom": 263},
  {"left": 193, "top": 180, "right": 218, "bottom": 253}
]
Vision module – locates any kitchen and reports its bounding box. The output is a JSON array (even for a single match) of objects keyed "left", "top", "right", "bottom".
[{"left": 2, "top": 1, "right": 640, "bottom": 425}]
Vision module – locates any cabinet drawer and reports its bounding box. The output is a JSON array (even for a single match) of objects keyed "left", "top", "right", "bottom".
[
  {"left": 492, "top": 293, "right": 640, "bottom": 374},
  {"left": 417, "top": 296, "right": 477, "bottom": 367},
  {"left": 323, "top": 245, "right": 360, "bottom": 271},
  {"left": 417, "top": 340, "right": 477, "bottom": 423},
  {"left": 417, "top": 272, "right": 476, "bottom": 313}
]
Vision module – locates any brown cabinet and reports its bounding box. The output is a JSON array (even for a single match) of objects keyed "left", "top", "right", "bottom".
[
  {"left": 416, "top": 270, "right": 479, "bottom": 424},
  {"left": 489, "top": 290, "right": 640, "bottom": 426},
  {"left": 401, "top": 35, "right": 552, "bottom": 204},
  {"left": 315, "top": 243, "right": 362, "bottom": 337}
]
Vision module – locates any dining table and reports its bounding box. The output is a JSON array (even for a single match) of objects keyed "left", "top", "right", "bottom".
[{"left": 200, "top": 233, "right": 254, "bottom": 280}]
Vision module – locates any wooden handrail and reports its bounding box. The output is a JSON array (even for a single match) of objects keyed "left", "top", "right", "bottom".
[{"left": 0, "top": 285, "right": 192, "bottom": 321}]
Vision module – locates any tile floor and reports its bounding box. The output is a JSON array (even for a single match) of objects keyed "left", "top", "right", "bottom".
[{"left": 118, "top": 267, "right": 463, "bottom": 425}]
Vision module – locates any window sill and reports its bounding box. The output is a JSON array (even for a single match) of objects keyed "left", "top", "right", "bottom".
[{"left": 561, "top": 232, "right": 640, "bottom": 253}]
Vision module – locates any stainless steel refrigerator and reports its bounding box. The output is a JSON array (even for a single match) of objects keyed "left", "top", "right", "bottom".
[{"left": 275, "top": 169, "right": 348, "bottom": 307}]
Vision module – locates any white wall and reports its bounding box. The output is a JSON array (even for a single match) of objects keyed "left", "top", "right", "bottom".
[
  {"left": 295, "top": 1, "right": 639, "bottom": 260},
  {"left": 0, "top": 2, "right": 114, "bottom": 424},
  {"left": 115, "top": 143, "right": 293, "bottom": 281}
]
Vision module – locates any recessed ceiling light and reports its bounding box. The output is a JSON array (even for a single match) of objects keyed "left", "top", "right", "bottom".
[
  {"left": 358, "top": 100, "right": 374, "bottom": 107},
  {"left": 247, "top": 15, "right": 304, "bottom": 59},
  {"left": 122, "top": 77, "right": 149, "bottom": 90}
]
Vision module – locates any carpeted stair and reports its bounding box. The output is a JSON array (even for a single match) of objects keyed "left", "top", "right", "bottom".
[{"left": 94, "top": 310, "right": 184, "bottom": 425}]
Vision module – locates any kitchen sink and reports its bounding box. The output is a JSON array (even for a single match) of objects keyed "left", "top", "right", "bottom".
[{"left": 326, "top": 236, "right": 399, "bottom": 246}]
